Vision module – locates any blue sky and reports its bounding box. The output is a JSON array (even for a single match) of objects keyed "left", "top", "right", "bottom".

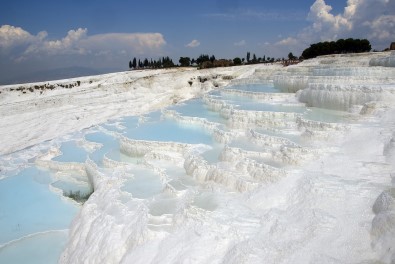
[{"left": 0, "top": 0, "right": 394, "bottom": 83}]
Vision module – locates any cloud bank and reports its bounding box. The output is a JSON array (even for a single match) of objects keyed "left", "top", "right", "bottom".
[
  {"left": 0, "top": 25, "right": 167, "bottom": 83},
  {"left": 276, "top": 0, "right": 395, "bottom": 53},
  {"left": 0, "top": 25, "right": 166, "bottom": 60}
]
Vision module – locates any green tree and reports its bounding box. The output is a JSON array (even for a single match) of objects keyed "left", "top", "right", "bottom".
[
  {"left": 129, "top": 60, "right": 132, "bottom": 69},
  {"left": 162, "top": 56, "right": 174, "bottom": 68},
  {"left": 246, "top": 52, "right": 251, "bottom": 63},
  {"left": 196, "top": 54, "right": 210, "bottom": 65},
  {"left": 252, "top": 53, "right": 257, "bottom": 63},
  {"left": 302, "top": 38, "right": 371, "bottom": 59},
  {"left": 233, "top": 57, "right": 242, "bottom": 65},
  {"left": 210, "top": 55, "right": 216, "bottom": 63},
  {"left": 154, "top": 59, "right": 161, "bottom": 68},
  {"left": 179, "top": 57, "right": 191, "bottom": 67},
  {"left": 132, "top": 58, "right": 137, "bottom": 68}
]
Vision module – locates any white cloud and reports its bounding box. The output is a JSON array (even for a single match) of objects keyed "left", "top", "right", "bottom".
[
  {"left": 85, "top": 32, "right": 166, "bottom": 55},
  {"left": 205, "top": 9, "right": 305, "bottom": 22},
  {"left": 0, "top": 25, "right": 168, "bottom": 82},
  {"left": 234, "top": 40, "right": 246, "bottom": 46},
  {"left": 186, "top": 39, "right": 200, "bottom": 48},
  {"left": 275, "top": 0, "right": 395, "bottom": 55},
  {"left": 363, "top": 15, "right": 395, "bottom": 41},
  {"left": 308, "top": 0, "right": 351, "bottom": 32},
  {"left": 0, "top": 25, "right": 40, "bottom": 49},
  {"left": 276, "top": 37, "right": 298, "bottom": 46},
  {"left": 0, "top": 25, "right": 167, "bottom": 61},
  {"left": 25, "top": 28, "right": 88, "bottom": 56}
]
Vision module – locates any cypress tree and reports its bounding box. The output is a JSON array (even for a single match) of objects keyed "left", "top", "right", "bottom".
[
  {"left": 210, "top": 55, "right": 216, "bottom": 63},
  {"left": 132, "top": 58, "right": 137, "bottom": 68}
]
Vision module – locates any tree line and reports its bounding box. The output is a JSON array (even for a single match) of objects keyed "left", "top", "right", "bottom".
[
  {"left": 128, "top": 38, "right": 373, "bottom": 70},
  {"left": 301, "top": 38, "right": 371, "bottom": 59},
  {"left": 128, "top": 56, "right": 175, "bottom": 69},
  {"left": 129, "top": 52, "right": 282, "bottom": 70}
]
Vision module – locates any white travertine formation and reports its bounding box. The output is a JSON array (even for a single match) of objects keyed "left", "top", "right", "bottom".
[{"left": 2, "top": 52, "right": 395, "bottom": 264}]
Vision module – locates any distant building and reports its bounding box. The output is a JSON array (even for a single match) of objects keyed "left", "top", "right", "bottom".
[{"left": 391, "top": 42, "right": 395, "bottom": 50}]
